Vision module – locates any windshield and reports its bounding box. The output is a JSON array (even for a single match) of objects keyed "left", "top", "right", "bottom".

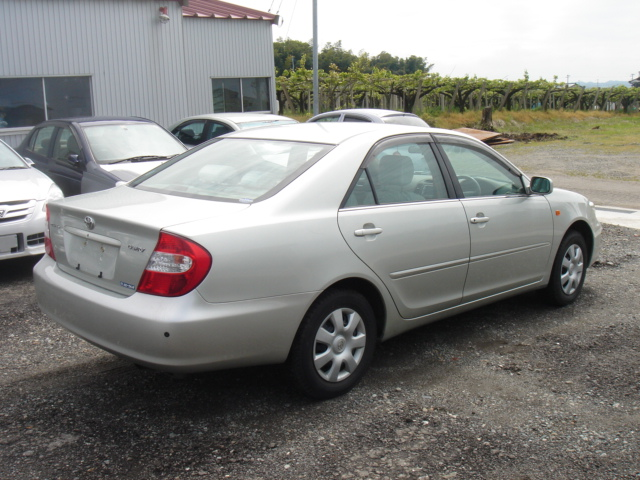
[
  {"left": 82, "top": 123, "right": 186, "bottom": 164},
  {"left": 132, "top": 138, "right": 332, "bottom": 203},
  {"left": 0, "top": 141, "right": 28, "bottom": 169}
]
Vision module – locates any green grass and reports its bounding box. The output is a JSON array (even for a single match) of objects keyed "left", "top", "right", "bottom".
[{"left": 428, "top": 111, "right": 640, "bottom": 155}]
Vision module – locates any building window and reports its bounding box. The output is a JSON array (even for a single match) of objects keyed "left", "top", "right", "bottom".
[
  {"left": 0, "top": 76, "right": 92, "bottom": 128},
  {"left": 212, "top": 77, "right": 270, "bottom": 113}
]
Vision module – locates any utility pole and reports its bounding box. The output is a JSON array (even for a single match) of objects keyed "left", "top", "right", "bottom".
[{"left": 312, "top": 0, "right": 319, "bottom": 115}]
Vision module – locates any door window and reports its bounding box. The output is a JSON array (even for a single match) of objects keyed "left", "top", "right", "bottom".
[
  {"left": 209, "top": 122, "right": 234, "bottom": 139},
  {"left": 439, "top": 142, "right": 525, "bottom": 198},
  {"left": 53, "top": 127, "right": 80, "bottom": 162},
  {"left": 344, "top": 141, "right": 449, "bottom": 207},
  {"left": 172, "top": 121, "right": 206, "bottom": 146},
  {"left": 27, "top": 126, "right": 57, "bottom": 155}
]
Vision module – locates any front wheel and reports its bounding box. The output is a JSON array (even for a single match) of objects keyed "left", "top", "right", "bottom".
[
  {"left": 290, "top": 290, "right": 377, "bottom": 400},
  {"left": 545, "top": 231, "right": 588, "bottom": 306}
]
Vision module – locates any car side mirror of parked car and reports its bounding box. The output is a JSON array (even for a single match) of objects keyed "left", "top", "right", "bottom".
[
  {"left": 529, "top": 176, "right": 553, "bottom": 195},
  {"left": 67, "top": 154, "right": 83, "bottom": 168}
]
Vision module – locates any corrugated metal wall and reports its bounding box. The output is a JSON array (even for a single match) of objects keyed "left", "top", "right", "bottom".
[
  {"left": 0, "top": 0, "right": 277, "bottom": 146},
  {"left": 182, "top": 17, "right": 276, "bottom": 116}
]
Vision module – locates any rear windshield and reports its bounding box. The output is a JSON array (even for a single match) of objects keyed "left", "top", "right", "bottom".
[
  {"left": 131, "top": 138, "right": 332, "bottom": 203},
  {"left": 382, "top": 115, "right": 429, "bottom": 127}
]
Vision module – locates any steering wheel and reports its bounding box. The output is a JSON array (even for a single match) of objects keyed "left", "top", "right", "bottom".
[{"left": 457, "top": 175, "right": 482, "bottom": 197}]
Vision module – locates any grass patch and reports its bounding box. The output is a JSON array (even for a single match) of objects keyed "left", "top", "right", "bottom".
[{"left": 425, "top": 110, "right": 640, "bottom": 154}]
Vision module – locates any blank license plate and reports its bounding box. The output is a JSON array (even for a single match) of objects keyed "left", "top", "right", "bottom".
[{"left": 0, "top": 234, "right": 18, "bottom": 253}]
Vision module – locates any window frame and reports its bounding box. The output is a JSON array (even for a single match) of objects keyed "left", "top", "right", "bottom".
[{"left": 211, "top": 77, "right": 272, "bottom": 113}]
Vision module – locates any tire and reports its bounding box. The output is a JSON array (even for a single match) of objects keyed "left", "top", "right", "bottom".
[
  {"left": 545, "top": 231, "right": 588, "bottom": 306},
  {"left": 290, "top": 290, "right": 377, "bottom": 400}
]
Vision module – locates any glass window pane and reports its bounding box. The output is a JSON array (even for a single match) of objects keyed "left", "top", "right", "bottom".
[
  {"left": 172, "top": 120, "right": 207, "bottom": 146},
  {"left": 45, "top": 77, "right": 92, "bottom": 119},
  {"left": 133, "top": 138, "right": 331, "bottom": 203},
  {"left": 28, "top": 125, "right": 57, "bottom": 155},
  {"left": 440, "top": 143, "right": 525, "bottom": 197},
  {"left": 0, "top": 78, "right": 45, "bottom": 128},
  {"left": 241, "top": 77, "right": 270, "bottom": 112},
  {"left": 212, "top": 78, "right": 241, "bottom": 112}
]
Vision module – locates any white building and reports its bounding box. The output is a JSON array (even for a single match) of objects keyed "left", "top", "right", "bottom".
[{"left": 0, "top": 0, "right": 279, "bottom": 147}]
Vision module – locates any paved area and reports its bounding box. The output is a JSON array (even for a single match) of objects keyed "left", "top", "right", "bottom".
[{"left": 596, "top": 205, "right": 640, "bottom": 230}]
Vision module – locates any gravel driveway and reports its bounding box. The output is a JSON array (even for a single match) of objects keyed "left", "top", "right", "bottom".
[{"left": 1, "top": 147, "right": 639, "bottom": 480}]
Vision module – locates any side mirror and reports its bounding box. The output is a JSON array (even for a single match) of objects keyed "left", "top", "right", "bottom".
[
  {"left": 67, "top": 154, "right": 82, "bottom": 167},
  {"left": 529, "top": 176, "right": 553, "bottom": 194}
]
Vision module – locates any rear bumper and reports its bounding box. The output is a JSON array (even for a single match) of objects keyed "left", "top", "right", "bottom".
[{"left": 34, "top": 256, "right": 314, "bottom": 372}]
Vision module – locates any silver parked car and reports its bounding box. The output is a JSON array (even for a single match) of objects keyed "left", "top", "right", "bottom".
[
  {"left": 34, "top": 123, "right": 601, "bottom": 399},
  {"left": 169, "top": 113, "right": 298, "bottom": 148},
  {"left": 0, "top": 139, "right": 63, "bottom": 260},
  {"left": 308, "top": 108, "right": 430, "bottom": 127}
]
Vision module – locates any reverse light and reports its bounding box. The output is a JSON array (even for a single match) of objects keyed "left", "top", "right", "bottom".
[{"left": 137, "top": 232, "right": 211, "bottom": 297}]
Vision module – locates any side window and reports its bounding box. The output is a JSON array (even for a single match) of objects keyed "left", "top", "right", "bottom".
[
  {"left": 172, "top": 121, "right": 206, "bottom": 146},
  {"left": 28, "top": 126, "right": 57, "bottom": 155},
  {"left": 343, "top": 115, "right": 370, "bottom": 123},
  {"left": 209, "top": 122, "right": 234, "bottom": 140},
  {"left": 343, "top": 142, "right": 449, "bottom": 207},
  {"left": 440, "top": 143, "right": 525, "bottom": 198},
  {"left": 53, "top": 127, "right": 80, "bottom": 162},
  {"left": 311, "top": 115, "right": 340, "bottom": 123}
]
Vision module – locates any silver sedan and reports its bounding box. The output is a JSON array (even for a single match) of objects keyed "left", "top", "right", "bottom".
[{"left": 34, "top": 123, "right": 601, "bottom": 399}]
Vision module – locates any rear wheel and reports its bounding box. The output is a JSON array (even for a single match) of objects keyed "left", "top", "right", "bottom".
[
  {"left": 290, "top": 290, "right": 376, "bottom": 400},
  {"left": 545, "top": 231, "right": 588, "bottom": 306}
]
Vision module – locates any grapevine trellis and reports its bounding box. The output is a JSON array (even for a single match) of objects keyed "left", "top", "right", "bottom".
[{"left": 276, "top": 66, "right": 640, "bottom": 115}]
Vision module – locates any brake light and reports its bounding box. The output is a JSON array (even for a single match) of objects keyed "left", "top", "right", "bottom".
[
  {"left": 137, "top": 232, "right": 212, "bottom": 297},
  {"left": 44, "top": 205, "right": 55, "bottom": 260}
]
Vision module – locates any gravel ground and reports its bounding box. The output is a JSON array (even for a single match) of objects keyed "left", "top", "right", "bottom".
[{"left": 1, "top": 147, "right": 639, "bottom": 480}]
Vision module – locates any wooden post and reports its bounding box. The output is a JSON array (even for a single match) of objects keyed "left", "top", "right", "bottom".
[{"left": 481, "top": 106, "right": 493, "bottom": 131}]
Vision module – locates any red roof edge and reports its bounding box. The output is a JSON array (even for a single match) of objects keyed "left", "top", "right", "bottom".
[{"left": 182, "top": 0, "right": 279, "bottom": 24}]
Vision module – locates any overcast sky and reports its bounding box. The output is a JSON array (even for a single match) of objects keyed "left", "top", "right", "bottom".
[{"left": 231, "top": 0, "right": 639, "bottom": 84}]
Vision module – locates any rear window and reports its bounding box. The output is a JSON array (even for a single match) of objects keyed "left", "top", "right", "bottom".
[
  {"left": 382, "top": 115, "right": 429, "bottom": 127},
  {"left": 131, "top": 138, "right": 332, "bottom": 203}
]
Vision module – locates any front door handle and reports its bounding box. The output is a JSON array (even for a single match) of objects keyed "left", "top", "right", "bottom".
[
  {"left": 354, "top": 227, "right": 383, "bottom": 237},
  {"left": 470, "top": 216, "right": 490, "bottom": 224}
]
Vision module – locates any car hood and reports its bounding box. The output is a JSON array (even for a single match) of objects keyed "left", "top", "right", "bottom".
[
  {"left": 0, "top": 168, "right": 53, "bottom": 202},
  {"left": 46, "top": 186, "right": 250, "bottom": 296},
  {"left": 100, "top": 160, "right": 167, "bottom": 181}
]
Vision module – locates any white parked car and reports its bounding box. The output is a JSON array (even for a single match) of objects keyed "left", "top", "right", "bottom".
[
  {"left": 308, "top": 108, "right": 430, "bottom": 127},
  {"left": 170, "top": 113, "right": 298, "bottom": 148},
  {"left": 34, "top": 123, "right": 601, "bottom": 399},
  {"left": 0, "top": 139, "right": 63, "bottom": 260}
]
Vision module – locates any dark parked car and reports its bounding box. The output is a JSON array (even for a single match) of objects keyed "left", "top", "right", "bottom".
[{"left": 17, "top": 117, "right": 187, "bottom": 196}]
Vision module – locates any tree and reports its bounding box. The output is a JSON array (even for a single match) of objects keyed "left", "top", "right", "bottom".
[
  {"left": 318, "top": 41, "right": 358, "bottom": 73},
  {"left": 274, "top": 38, "right": 312, "bottom": 75}
]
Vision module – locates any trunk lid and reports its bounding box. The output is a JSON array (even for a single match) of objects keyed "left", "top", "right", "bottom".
[{"left": 47, "top": 186, "right": 249, "bottom": 296}]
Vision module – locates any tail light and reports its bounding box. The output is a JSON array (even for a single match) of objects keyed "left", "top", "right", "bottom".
[
  {"left": 137, "top": 232, "right": 211, "bottom": 297},
  {"left": 44, "top": 205, "right": 55, "bottom": 260}
]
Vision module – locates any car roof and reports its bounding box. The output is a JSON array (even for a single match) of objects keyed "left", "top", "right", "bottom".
[
  {"left": 33, "top": 116, "right": 157, "bottom": 126},
  {"left": 332, "top": 108, "right": 421, "bottom": 118},
  {"left": 221, "top": 121, "right": 471, "bottom": 145},
  {"left": 173, "top": 113, "right": 296, "bottom": 124}
]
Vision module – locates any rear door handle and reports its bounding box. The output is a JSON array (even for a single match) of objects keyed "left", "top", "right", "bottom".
[{"left": 354, "top": 227, "right": 383, "bottom": 237}]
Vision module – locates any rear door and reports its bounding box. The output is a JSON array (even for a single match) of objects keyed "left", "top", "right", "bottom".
[
  {"left": 434, "top": 134, "right": 554, "bottom": 301},
  {"left": 338, "top": 135, "right": 470, "bottom": 318}
]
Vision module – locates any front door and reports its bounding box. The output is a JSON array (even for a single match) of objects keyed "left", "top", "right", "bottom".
[{"left": 436, "top": 136, "right": 554, "bottom": 301}]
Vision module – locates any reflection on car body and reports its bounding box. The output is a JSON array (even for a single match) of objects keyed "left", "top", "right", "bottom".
[{"left": 33, "top": 123, "right": 601, "bottom": 399}]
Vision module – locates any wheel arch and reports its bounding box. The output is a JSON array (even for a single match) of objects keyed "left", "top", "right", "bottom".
[{"left": 566, "top": 220, "right": 595, "bottom": 264}]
